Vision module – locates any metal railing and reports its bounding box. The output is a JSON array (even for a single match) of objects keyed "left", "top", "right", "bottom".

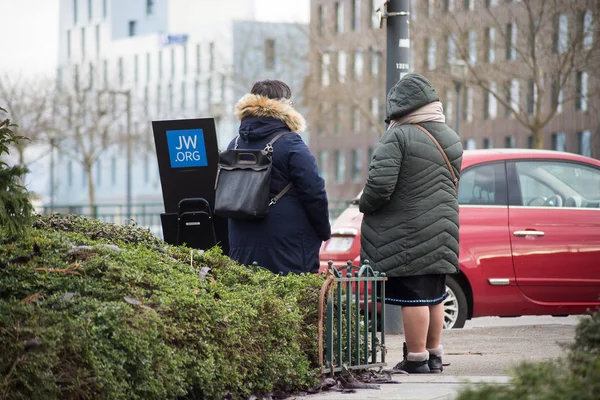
[
  {"left": 38, "top": 200, "right": 354, "bottom": 236},
  {"left": 319, "top": 260, "right": 388, "bottom": 374}
]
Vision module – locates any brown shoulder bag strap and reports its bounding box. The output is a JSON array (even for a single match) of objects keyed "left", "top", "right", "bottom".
[{"left": 411, "top": 124, "right": 459, "bottom": 193}]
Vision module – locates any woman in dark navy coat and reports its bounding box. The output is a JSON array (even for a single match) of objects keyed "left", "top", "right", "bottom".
[{"left": 226, "top": 80, "right": 331, "bottom": 274}]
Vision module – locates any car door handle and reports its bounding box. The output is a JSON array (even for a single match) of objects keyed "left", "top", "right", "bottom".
[{"left": 513, "top": 230, "right": 545, "bottom": 237}]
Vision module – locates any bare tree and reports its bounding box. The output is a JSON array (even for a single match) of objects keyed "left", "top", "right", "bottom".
[
  {"left": 51, "top": 68, "right": 134, "bottom": 207},
  {"left": 0, "top": 74, "right": 55, "bottom": 165},
  {"left": 439, "top": 0, "right": 600, "bottom": 149}
]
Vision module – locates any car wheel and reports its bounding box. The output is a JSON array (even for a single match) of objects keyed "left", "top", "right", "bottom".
[{"left": 443, "top": 276, "right": 468, "bottom": 329}]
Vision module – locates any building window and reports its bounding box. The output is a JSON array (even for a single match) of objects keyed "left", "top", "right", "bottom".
[
  {"left": 465, "top": 139, "right": 477, "bottom": 150},
  {"left": 553, "top": 13, "right": 569, "bottom": 54},
  {"left": 196, "top": 43, "right": 201, "bottom": 74},
  {"left": 145, "top": 52, "right": 151, "bottom": 82},
  {"left": 551, "top": 75, "right": 563, "bottom": 113},
  {"left": 144, "top": 155, "right": 150, "bottom": 183},
  {"left": 207, "top": 77, "right": 212, "bottom": 104},
  {"left": 578, "top": 130, "right": 591, "bottom": 157},
  {"left": 321, "top": 53, "right": 330, "bottom": 86},
  {"left": 468, "top": 30, "right": 477, "bottom": 65},
  {"left": 170, "top": 48, "right": 175, "bottom": 78},
  {"left": 444, "top": 0, "right": 454, "bottom": 13},
  {"left": 183, "top": 45, "right": 188, "bottom": 75},
  {"left": 318, "top": 5, "right": 325, "bottom": 36},
  {"left": 527, "top": 135, "right": 534, "bottom": 149},
  {"left": 485, "top": 27, "right": 495, "bottom": 63},
  {"left": 102, "top": 59, "right": 108, "bottom": 88},
  {"left": 103, "top": 0, "right": 107, "bottom": 19},
  {"left": 156, "top": 84, "right": 161, "bottom": 114},
  {"left": 485, "top": 0, "right": 498, "bottom": 8},
  {"left": 370, "top": 47, "right": 379, "bottom": 76},
  {"left": 337, "top": 51, "right": 346, "bottom": 83},
  {"left": 581, "top": 10, "right": 593, "bottom": 50},
  {"left": 353, "top": 107, "right": 360, "bottom": 132},
  {"left": 67, "top": 30, "right": 72, "bottom": 59},
  {"left": 506, "top": 23, "right": 516, "bottom": 60},
  {"left": 118, "top": 57, "right": 123, "bottom": 86},
  {"left": 504, "top": 136, "right": 515, "bottom": 148},
  {"left": 194, "top": 80, "right": 199, "bottom": 110},
  {"left": 265, "top": 39, "right": 275, "bottom": 69},
  {"left": 352, "top": 0, "right": 360, "bottom": 30},
  {"left": 427, "top": 38, "right": 436, "bottom": 70},
  {"left": 353, "top": 50, "right": 363, "bottom": 80},
  {"left": 158, "top": 50, "right": 163, "bottom": 78},
  {"left": 464, "top": 0, "right": 474, "bottom": 11},
  {"left": 447, "top": 35, "right": 456, "bottom": 64},
  {"left": 335, "top": 2, "right": 344, "bottom": 34},
  {"left": 95, "top": 25, "right": 100, "bottom": 55},
  {"left": 81, "top": 27, "right": 86, "bottom": 58},
  {"left": 209, "top": 42, "right": 215, "bottom": 71},
  {"left": 335, "top": 150, "right": 346, "bottom": 183},
  {"left": 73, "top": 0, "right": 78, "bottom": 24},
  {"left": 488, "top": 82, "right": 497, "bottom": 119},
  {"left": 146, "top": 0, "right": 155, "bottom": 16},
  {"left": 445, "top": 89, "right": 453, "bottom": 122},
  {"left": 551, "top": 132, "right": 566, "bottom": 151},
  {"left": 87, "top": 0, "right": 92, "bottom": 20},
  {"left": 370, "top": 97, "right": 378, "bottom": 119},
  {"left": 334, "top": 104, "right": 342, "bottom": 133},
  {"left": 128, "top": 20, "right": 136, "bottom": 37},
  {"left": 483, "top": 138, "right": 493, "bottom": 148},
  {"left": 464, "top": 87, "right": 473, "bottom": 122},
  {"left": 143, "top": 86, "right": 148, "bottom": 114},
  {"left": 351, "top": 148, "right": 363, "bottom": 181},
  {"left": 318, "top": 151, "right": 329, "bottom": 182},
  {"left": 88, "top": 62, "right": 94, "bottom": 89},
  {"left": 134, "top": 54, "right": 139, "bottom": 84},
  {"left": 370, "top": 0, "right": 379, "bottom": 28},
  {"left": 82, "top": 168, "right": 87, "bottom": 187},
  {"left": 168, "top": 83, "right": 173, "bottom": 113},
  {"left": 181, "top": 81, "right": 186, "bottom": 111},
  {"left": 575, "top": 71, "right": 588, "bottom": 111}
]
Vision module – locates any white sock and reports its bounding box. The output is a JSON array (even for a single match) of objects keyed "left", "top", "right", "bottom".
[
  {"left": 407, "top": 351, "right": 429, "bottom": 362},
  {"left": 427, "top": 345, "right": 443, "bottom": 357}
]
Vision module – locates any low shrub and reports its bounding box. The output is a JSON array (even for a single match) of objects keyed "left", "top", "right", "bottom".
[{"left": 0, "top": 215, "right": 323, "bottom": 400}]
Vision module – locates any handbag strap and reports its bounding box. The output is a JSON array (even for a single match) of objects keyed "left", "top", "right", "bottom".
[
  {"left": 233, "top": 131, "right": 290, "bottom": 154},
  {"left": 411, "top": 123, "right": 458, "bottom": 193}
]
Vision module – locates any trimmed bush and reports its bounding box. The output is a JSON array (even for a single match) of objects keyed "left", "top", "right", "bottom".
[
  {"left": 456, "top": 310, "right": 600, "bottom": 400},
  {"left": 0, "top": 215, "right": 323, "bottom": 399}
]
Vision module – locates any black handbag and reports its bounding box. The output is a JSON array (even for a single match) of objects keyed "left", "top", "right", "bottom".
[{"left": 214, "top": 132, "right": 293, "bottom": 219}]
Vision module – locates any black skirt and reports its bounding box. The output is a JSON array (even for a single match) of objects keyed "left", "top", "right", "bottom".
[{"left": 379, "top": 274, "right": 447, "bottom": 306}]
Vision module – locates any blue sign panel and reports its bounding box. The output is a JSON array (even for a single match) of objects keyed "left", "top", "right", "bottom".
[
  {"left": 166, "top": 129, "right": 208, "bottom": 168},
  {"left": 162, "top": 34, "right": 189, "bottom": 46}
]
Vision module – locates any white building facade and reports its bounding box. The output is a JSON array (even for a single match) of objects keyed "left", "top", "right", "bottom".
[{"left": 53, "top": 0, "right": 308, "bottom": 209}]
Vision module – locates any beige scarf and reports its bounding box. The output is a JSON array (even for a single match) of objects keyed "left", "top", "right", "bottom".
[{"left": 390, "top": 101, "right": 446, "bottom": 128}]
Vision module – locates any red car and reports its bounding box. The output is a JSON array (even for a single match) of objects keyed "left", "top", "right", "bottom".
[{"left": 320, "top": 149, "right": 600, "bottom": 328}]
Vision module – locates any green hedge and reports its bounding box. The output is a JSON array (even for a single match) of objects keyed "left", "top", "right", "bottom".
[{"left": 0, "top": 214, "right": 323, "bottom": 399}]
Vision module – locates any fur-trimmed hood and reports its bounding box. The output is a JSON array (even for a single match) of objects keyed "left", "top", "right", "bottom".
[{"left": 234, "top": 94, "right": 306, "bottom": 133}]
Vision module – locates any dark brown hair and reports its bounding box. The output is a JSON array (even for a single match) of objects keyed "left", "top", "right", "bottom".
[{"left": 250, "top": 79, "right": 292, "bottom": 100}]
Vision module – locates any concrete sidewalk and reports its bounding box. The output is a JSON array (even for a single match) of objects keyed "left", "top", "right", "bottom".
[{"left": 296, "top": 319, "right": 578, "bottom": 400}]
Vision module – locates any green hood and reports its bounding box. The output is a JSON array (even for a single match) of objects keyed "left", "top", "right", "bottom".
[{"left": 386, "top": 73, "right": 440, "bottom": 122}]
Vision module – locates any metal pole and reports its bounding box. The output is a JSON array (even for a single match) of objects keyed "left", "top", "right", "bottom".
[
  {"left": 384, "top": 0, "right": 410, "bottom": 335},
  {"left": 126, "top": 91, "right": 132, "bottom": 222},
  {"left": 49, "top": 139, "right": 55, "bottom": 212},
  {"left": 386, "top": 0, "right": 410, "bottom": 100}
]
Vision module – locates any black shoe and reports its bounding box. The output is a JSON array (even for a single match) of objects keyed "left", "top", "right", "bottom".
[
  {"left": 428, "top": 354, "right": 443, "bottom": 373},
  {"left": 393, "top": 343, "right": 431, "bottom": 374}
]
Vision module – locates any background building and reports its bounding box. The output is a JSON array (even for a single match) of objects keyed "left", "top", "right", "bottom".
[
  {"left": 52, "top": 0, "right": 308, "bottom": 209},
  {"left": 308, "top": 0, "right": 599, "bottom": 200}
]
